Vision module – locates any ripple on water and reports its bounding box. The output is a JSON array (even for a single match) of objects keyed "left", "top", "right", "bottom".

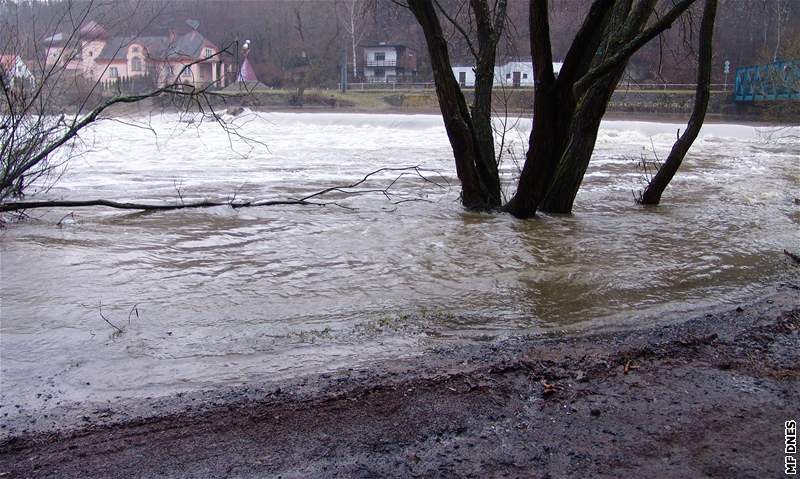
[{"left": 1, "top": 113, "right": 798, "bottom": 427}]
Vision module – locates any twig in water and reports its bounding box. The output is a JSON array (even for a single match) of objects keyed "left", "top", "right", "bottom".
[
  {"left": 98, "top": 301, "right": 125, "bottom": 336},
  {"left": 128, "top": 303, "right": 139, "bottom": 326},
  {"left": 56, "top": 212, "right": 75, "bottom": 227}
]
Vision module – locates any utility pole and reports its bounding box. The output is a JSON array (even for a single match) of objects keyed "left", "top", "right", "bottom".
[{"left": 723, "top": 60, "right": 730, "bottom": 92}]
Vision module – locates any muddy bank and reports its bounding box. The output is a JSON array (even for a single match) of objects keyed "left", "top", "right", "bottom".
[{"left": 1, "top": 283, "right": 799, "bottom": 478}]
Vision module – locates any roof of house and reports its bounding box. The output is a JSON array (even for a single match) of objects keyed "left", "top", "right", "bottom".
[
  {"left": 96, "top": 30, "right": 215, "bottom": 61},
  {"left": 363, "top": 43, "right": 408, "bottom": 50},
  {"left": 43, "top": 20, "right": 108, "bottom": 44}
]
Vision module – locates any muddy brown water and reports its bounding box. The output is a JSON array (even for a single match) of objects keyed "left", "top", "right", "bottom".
[{"left": 1, "top": 112, "right": 797, "bottom": 431}]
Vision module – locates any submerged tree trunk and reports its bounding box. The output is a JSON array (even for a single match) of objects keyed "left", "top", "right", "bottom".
[
  {"left": 507, "top": 0, "right": 698, "bottom": 217},
  {"left": 410, "top": 0, "right": 702, "bottom": 218},
  {"left": 407, "top": 0, "right": 503, "bottom": 211},
  {"left": 506, "top": 0, "right": 619, "bottom": 217},
  {"left": 539, "top": 66, "right": 625, "bottom": 213},
  {"left": 639, "top": 0, "right": 717, "bottom": 205},
  {"left": 539, "top": 0, "right": 640, "bottom": 213}
]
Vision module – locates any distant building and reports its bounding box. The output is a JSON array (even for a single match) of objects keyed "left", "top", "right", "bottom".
[
  {"left": 452, "top": 61, "right": 563, "bottom": 87},
  {"left": 43, "top": 20, "right": 228, "bottom": 88},
  {"left": 362, "top": 43, "right": 417, "bottom": 83},
  {"left": 0, "top": 54, "right": 34, "bottom": 87}
]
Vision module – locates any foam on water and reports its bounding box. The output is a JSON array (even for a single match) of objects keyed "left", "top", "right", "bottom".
[{"left": 1, "top": 112, "right": 798, "bottom": 430}]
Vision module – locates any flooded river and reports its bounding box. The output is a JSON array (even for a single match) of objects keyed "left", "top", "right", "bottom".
[{"left": 1, "top": 112, "right": 798, "bottom": 427}]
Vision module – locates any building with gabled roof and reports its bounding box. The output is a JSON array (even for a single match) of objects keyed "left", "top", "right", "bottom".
[
  {"left": 362, "top": 43, "right": 417, "bottom": 83},
  {"left": 451, "top": 60, "right": 563, "bottom": 88},
  {"left": 43, "top": 20, "right": 229, "bottom": 89}
]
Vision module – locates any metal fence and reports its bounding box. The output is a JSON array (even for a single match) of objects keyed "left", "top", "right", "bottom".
[
  {"left": 342, "top": 82, "right": 435, "bottom": 91},
  {"left": 340, "top": 82, "right": 729, "bottom": 92}
]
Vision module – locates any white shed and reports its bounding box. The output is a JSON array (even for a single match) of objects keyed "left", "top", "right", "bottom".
[
  {"left": 451, "top": 61, "right": 563, "bottom": 88},
  {"left": 452, "top": 65, "right": 476, "bottom": 87}
]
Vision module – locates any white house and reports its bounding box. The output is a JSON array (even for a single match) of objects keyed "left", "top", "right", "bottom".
[
  {"left": 452, "top": 61, "right": 563, "bottom": 87},
  {"left": 362, "top": 43, "right": 417, "bottom": 83},
  {"left": 0, "top": 55, "right": 35, "bottom": 87}
]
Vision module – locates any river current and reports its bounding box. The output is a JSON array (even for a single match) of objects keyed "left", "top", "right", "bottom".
[{"left": 1, "top": 112, "right": 798, "bottom": 426}]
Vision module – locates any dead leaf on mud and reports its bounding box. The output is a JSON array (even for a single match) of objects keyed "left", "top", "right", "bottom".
[
  {"left": 540, "top": 379, "right": 559, "bottom": 396},
  {"left": 624, "top": 360, "right": 639, "bottom": 374}
]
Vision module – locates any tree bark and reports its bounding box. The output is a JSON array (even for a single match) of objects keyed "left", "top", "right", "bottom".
[
  {"left": 408, "top": 0, "right": 501, "bottom": 210},
  {"left": 538, "top": 0, "right": 636, "bottom": 213},
  {"left": 409, "top": 0, "right": 703, "bottom": 218},
  {"left": 504, "top": 0, "right": 616, "bottom": 218},
  {"left": 537, "top": 0, "right": 697, "bottom": 213},
  {"left": 469, "top": 0, "right": 506, "bottom": 208},
  {"left": 539, "top": 66, "right": 625, "bottom": 213},
  {"left": 639, "top": 0, "right": 717, "bottom": 205}
]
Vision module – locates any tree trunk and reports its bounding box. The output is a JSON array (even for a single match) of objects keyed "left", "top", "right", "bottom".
[
  {"left": 409, "top": 0, "right": 700, "bottom": 218},
  {"left": 469, "top": 0, "right": 505, "bottom": 207},
  {"left": 352, "top": 35, "right": 358, "bottom": 78},
  {"left": 407, "top": 0, "right": 501, "bottom": 210},
  {"left": 536, "top": 0, "right": 675, "bottom": 213},
  {"left": 539, "top": 67, "right": 624, "bottom": 213},
  {"left": 639, "top": 0, "right": 717, "bottom": 205},
  {"left": 505, "top": 0, "right": 615, "bottom": 218}
]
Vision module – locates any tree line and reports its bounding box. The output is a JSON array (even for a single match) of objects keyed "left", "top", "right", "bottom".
[{"left": 2, "top": 0, "right": 797, "bottom": 88}]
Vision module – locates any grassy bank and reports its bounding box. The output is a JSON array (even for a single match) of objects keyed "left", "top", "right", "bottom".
[{"left": 212, "top": 86, "right": 800, "bottom": 122}]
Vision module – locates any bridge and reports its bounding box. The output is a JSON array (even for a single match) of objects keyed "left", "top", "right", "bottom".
[{"left": 734, "top": 59, "right": 800, "bottom": 102}]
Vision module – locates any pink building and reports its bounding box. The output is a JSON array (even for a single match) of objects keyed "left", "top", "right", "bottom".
[{"left": 43, "top": 21, "right": 228, "bottom": 88}]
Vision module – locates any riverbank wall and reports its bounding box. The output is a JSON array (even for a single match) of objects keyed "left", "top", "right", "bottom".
[{"left": 205, "top": 87, "right": 799, "bottom": 124}]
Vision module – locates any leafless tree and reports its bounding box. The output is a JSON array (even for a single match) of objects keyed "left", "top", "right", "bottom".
[
  {"left": 639, "top": 0, "right": 718, "bottom": 205},
  {"left": 337, "top": 0, "right": 372, "bottom": 79},
  {"left": 0, "top": 1, "right": 242, "bottom": 205},
  {"left": 402, "top": 0, "right": 714, "bottom": 218}
]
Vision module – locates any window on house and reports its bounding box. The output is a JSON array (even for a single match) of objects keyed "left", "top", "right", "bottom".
[
  {"left": 181, "top": 66, "right": 193, "bottom": 77},
  {"left": 522, "top": 73, "right": 528, "bottom": 79},
  {"left": 506, "top": 73, "right": 511, "bottom": 79},
  {"left": 131, "top": 46, "right": 140, "bottom": 53},
  {"left": 374, "top": 68, "right": 385, "bottom": 77},
  {"left": 109, "top": 67, "right": 119, "bottom": 78},
  {"left": 205, "top": 48, "right": 213, "bottom": 58},
  {"left": 131, "top": 57, "right": 142, "bottom": 72},
  {"left": 375, "top": 52, "right": 385, "bottom": 61}
]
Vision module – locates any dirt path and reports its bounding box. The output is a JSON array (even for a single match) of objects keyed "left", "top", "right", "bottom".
[{"left": 1, "top": 285, "right": 798, "bottom": 478}]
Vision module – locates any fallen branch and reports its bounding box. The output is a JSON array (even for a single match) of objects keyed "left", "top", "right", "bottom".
[
  {"left": 785, "top": 250, "right": 800, "bottom": 264},
  {"left": 0, "top": 198, "right": 312, "bottom": 213},
  {"left": 0, "top": 166, "right": 449, "bottom": 213}
]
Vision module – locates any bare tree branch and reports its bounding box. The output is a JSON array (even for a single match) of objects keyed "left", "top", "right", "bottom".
[
  {"left": 573, "top": 0, "right": 698, "bottom": 95},
  {"left": 0, "top": 166, "right": 450, "bottom": 214}
]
